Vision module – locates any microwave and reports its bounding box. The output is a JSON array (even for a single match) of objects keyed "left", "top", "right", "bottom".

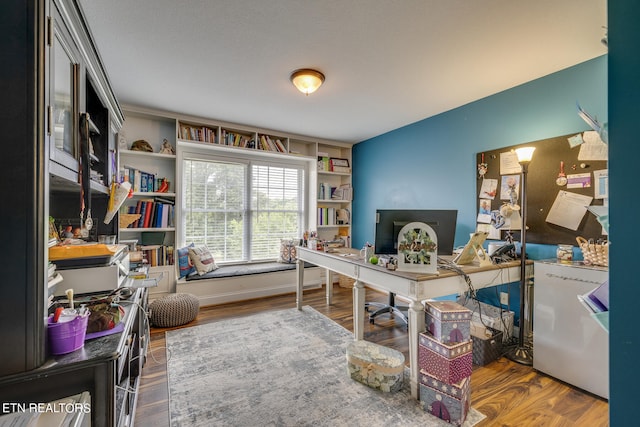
[{"left": 53, "top": 247, "right": 130, "bottom": 296}]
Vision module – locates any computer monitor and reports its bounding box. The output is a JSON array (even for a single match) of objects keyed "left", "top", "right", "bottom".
[{"left": 374, "top": 209, "right": 458, "bottom": 256}]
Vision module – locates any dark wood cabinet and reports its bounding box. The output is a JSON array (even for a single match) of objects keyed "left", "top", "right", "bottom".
[
  {"left": 1, "top": 0, "right": 125, "bottom": 394},
  {"left": 0, "top": 288, "right": 150, "bottom": 427}
]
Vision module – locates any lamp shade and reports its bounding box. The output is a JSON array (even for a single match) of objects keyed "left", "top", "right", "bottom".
[
  {"left": 515, "top": 147, "right": 536, "bottom": 163},
  {"left": 290, "top": 69, "right": 325, "bottom": 95}
]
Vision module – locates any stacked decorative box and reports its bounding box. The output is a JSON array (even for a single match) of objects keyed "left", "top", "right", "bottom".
[{"left": 419, "top": 301, "right": 473, "bottom": 426}]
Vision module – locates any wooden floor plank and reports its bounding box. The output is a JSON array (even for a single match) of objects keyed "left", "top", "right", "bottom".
[{"left": 134, "top": 284, "right": 608, "bottom": 426}]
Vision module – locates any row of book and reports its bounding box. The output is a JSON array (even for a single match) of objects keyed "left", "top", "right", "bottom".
[
  {"left": 220, "top": 130, "right": 252, "bottom": 147},
  {"left": 258, "top": 134, "right": 287, "bottom": 153},
  {"left": 317, "top": 207, "right": 351, "bottom": 226},
  {"left": 125, "top": 198, "right": 175, "bottom": 229},
  {"left": 179, "top": 124, "right": 216, "bottom": 143},
  {"left": 121, "top": 166, "right": 170, "bottom": 193},
  {"left": 318, "top": 183, "right": 352, "bottom": 201},
  {"left": 130, "top": 245, "right": 174, "bottom": 271},
  {"left": 140, "top": 244, "right": 175, "bottom": 267}
]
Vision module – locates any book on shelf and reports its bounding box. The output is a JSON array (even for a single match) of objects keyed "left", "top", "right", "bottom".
[
  {"left": 179, "top": 123, "right": 216, "bottom": 143},
  {"left": 317, "top": 156, "right": 331, "bottom": 171},
  {"left": 126, "top": 200, "right": 174, "bottom": 228},
  {"left": 317, "top": 207, "right": 336, "bottom": 226},
  {"left": 139, "top": 244, "right": 175, "bottom": 267},
  {"left": 122, "top": 165, "right": 170, "bottom": 193},
  {"left": 331, "top": 184, "right": 352, "bottom": 201}
]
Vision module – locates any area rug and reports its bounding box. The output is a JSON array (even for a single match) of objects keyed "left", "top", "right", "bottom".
[{"left": 166, "top": 306, "right": 485, "bottom": 427}]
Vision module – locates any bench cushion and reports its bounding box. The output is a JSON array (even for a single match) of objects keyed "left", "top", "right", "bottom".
[{"left": 184, "top": 261, "right": 314, "bottom": 281}]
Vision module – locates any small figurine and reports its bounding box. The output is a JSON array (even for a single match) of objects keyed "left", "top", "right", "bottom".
[{"left": 159, "top": 139, "right": 175, "bottom": 155}]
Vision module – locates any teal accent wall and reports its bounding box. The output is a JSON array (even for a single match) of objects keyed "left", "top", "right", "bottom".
[
  {"left": 608, "top": 2, "right": 639, "bottom": 425},
  {"left": 352, "top": 56, "right": 607, "bottom": 250},
  {"left": 351, "top": 56, "right": 607, "bottom": 325}
]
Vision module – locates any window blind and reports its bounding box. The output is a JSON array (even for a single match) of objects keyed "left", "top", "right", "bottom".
[{"left": 182, "top": 155, "right": 306, "bottom": 263}]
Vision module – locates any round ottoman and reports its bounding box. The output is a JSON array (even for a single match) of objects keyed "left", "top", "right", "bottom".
[{"left": 149, "top": 293, "right": 200, "bottom": 327}]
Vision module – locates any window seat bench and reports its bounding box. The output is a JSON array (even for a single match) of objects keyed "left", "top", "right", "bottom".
[
  {"left": 184, "top": 261, "right": 316, "bottom": 281},
  {"left": 176, "top": 261, "right": 323, "bottom": 306}
]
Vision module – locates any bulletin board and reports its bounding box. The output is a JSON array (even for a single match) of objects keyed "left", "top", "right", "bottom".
[{"left": 476, "top": 131, "right": 608, "bottom": 245}]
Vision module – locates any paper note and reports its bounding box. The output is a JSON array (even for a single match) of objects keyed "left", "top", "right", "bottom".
[
  {"left": 568, "top": 134, "right": 584, "bottom": 148},
  {"left": 578, "top": 131, "right": 608, "bottom": 161},
  {"left": 593, "top": 169, "right": 608, "bottom": 199},
  {"left": 479, "top": 178, "right": 498, "bottom": 199},
  {"left": 567, "top": 173, "right": 591, "bottom": 189},
  {"left": 500, "top": 151, "right": 522, "bottom": 174},
  {"left": 546, "top": 190, "right": 593, "bottom": 231}
]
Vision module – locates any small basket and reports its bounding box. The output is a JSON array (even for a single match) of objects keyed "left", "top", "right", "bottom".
[
  {"left": 120, "top": 213, "right": 141, "bottom": 229},
  {"left": 47, "top": 313, "right": 89, "bottom": 355},
  {"left": 576, "top": 236, "right": 609, "bottom": 267}
]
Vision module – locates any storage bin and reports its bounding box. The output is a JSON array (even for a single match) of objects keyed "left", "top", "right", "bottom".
[
  {"left": 418, "top": 332, "right": 472, "bottom": 385},
  {"left": 459, "top": 298, "right": 514, "bottom": 343},
  {"left": 141, "top": 231, "right": 166, "bottom": 245},
  {"left": 470, "top": 323, "right": 503, "bottom": 366},
  {"left": 419, "top": 370, "right": 471, "bottom": 426},
  {"left": 424, "top": 300, "right": 472, "bottom": 344},
  {"left": 47, "top": 313, "right": 89, "bottom": 355},
  {"left": 346, "top": 340, "right": 404, "bottom": 392}
]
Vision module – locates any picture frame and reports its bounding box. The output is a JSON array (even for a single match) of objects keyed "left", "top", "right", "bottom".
[{"left": 330, "top": 158, "right": 349, "bottom": 167}]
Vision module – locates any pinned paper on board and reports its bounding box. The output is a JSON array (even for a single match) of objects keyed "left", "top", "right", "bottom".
[
  {"left": 567, "top": 134, "right": 584, "bottom": 148},
  {"left": 578, "top": 131, "right": 608, "bottom": 161},
  {"left": 593, "top": 169, "right": 608, "bottom": 199},
  {"left": 566, "top": 173, "right": 591, "bottom": 189},
  {"left": 499, "top": 151, "right": 522, "bottom": 174},
  {"left": 546, "top": 190, "right": 593, "bottom": 231},
  {"left": 479, "top": 178, "right": 497, "bottom": 199}
]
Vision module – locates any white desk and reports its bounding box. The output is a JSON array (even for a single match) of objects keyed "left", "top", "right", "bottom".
[{"left": 296, "top": 246, "right": 531, "bottom": 399}]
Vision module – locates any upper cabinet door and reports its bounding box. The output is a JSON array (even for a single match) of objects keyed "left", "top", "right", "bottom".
[{"left": 48, "top": 4, "right": 81, "bottom": 178}]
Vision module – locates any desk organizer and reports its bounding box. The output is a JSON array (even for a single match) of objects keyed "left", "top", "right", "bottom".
[
  {"left": 47, "top": 313, "right": 89, "bottom": 355},
  {"left": 346, "top": 340, "right": 404, "bottom": 392}
]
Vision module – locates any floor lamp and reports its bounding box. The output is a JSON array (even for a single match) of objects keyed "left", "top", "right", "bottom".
[{"left": 507, "top": 146, "right": 535, "bottom": 366}]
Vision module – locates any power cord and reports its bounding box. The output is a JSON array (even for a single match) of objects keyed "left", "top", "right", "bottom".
[{"left": 118, "top": 296, "right": 172, "bottom": 365}]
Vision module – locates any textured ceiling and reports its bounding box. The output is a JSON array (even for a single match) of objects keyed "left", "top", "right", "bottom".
[{"left": 79, "top": 0, "right": 607, "bottom": 143}]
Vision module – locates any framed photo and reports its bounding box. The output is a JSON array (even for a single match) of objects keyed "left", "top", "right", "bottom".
[{"left": 330, "top": 158, "right": 349, "bottom": 167}]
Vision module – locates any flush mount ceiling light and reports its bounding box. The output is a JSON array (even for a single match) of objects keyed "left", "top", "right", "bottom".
[{"left": 290, "top": 68, "right": 325, "bottom": 95}]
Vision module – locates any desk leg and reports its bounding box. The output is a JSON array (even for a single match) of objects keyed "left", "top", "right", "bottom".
[
  {"left": 296, "top": 259, "right": 304, "bottom": 310},
  {"left": 325, "top": 268, "right": 333, "bottom": 305},
  {"left": 352, "top": 280, "right": 365, "bottom": 340},
  {"left": 408, "top": 299, "right": 425, "bottom": 399}
]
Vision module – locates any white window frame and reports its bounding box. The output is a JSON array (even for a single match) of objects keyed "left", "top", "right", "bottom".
[{"left": 176, "top": 143, "right": 312, "bottom": 264}]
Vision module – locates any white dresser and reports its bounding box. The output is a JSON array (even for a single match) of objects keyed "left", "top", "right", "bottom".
[{"left": 533, "top": 261, "right": 609, "bottom": 399}]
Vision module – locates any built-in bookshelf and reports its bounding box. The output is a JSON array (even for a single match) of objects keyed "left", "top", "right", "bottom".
[
  {"left": 119, "top": 106, "right": 353, "bottom": 272},
  {"left": 118, "top": 111, "right": 177, "bottom": 297},
  {"left": 315, "top": 143, "right": 352, "bottom": 245}
]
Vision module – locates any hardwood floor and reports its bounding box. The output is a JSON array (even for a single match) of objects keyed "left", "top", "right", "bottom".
[{"left": 135, "top": 285, "right": 609, "bottom": 426}]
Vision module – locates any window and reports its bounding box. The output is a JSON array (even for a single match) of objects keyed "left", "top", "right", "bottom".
[{"left": 181, "top": 152, "right": 307, "bottom": 263}]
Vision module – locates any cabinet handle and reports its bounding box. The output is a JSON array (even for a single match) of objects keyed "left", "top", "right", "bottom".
[
  {"left": 47, "top": 106, "right": 52, "bottom": 136},
  {"left": 545, "top": 273, "right": 602, "bottom": 285}
]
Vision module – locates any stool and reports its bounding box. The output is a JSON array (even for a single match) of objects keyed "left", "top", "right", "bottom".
[
  {"left": 149, "top": 293, "right": 200, "bottom": 327},
  {"left": 346, "top": 340, "right": 405, "bottom": 392}
]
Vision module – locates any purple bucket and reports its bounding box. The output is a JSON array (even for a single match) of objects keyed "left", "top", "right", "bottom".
[{"left": 47, "top": 313, "right": 89, "bottom": 355}]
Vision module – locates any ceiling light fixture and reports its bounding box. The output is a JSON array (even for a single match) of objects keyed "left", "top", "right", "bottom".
[{"left": 290, "top": 68, "right": 325, "bottom": 95}]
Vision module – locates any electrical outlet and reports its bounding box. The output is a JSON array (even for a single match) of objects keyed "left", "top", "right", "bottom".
[{"left": 500, "top": 292, "right": 509, "bottom": 305}]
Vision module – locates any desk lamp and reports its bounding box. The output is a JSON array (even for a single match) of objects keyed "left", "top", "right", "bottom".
[{"left": 507, "top": 147, "right": 535, "bottom": 366}]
